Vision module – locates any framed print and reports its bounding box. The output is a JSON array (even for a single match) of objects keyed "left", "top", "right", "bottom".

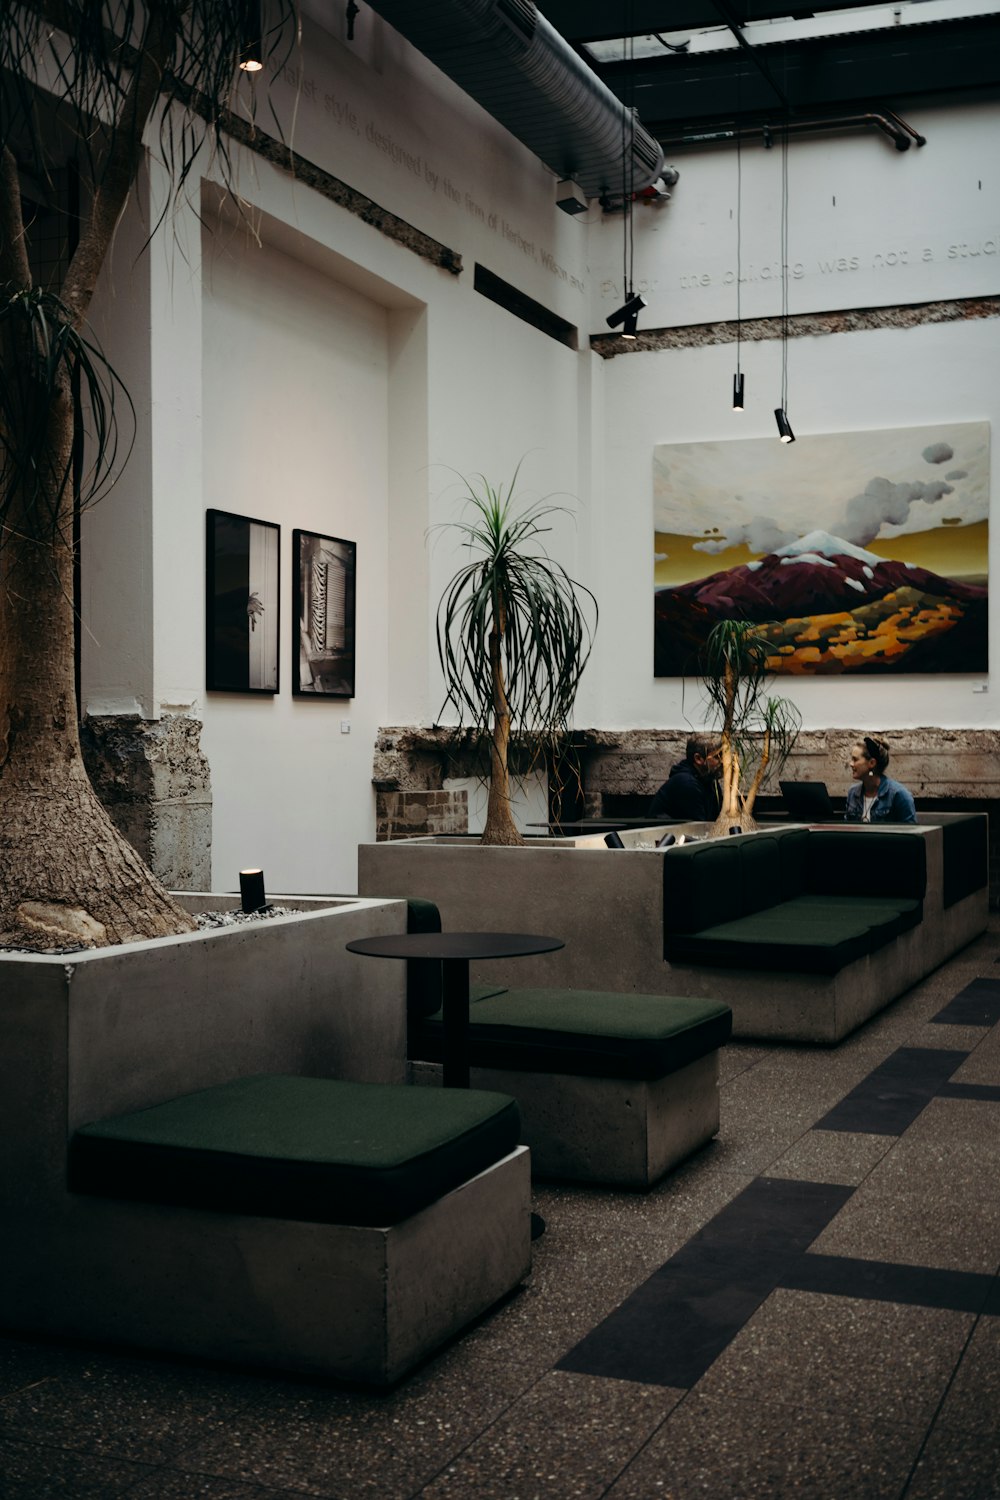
[
  {"left": 653, "top": 421, "right": 988, "bottom": 677},
  {"left": 206, "top": 509, "right": 280, "bottom": 693},
  {"left": 293, "top": 529, "right": 357, "bottom": 697}
]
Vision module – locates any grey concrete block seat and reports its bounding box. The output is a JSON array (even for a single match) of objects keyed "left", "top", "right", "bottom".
[
  {"left": 404, "top": 902, "right": 732, "bottom": 1189},
  {"left": 65, "top": 1073, "right": 531, "bottom": 1385}
]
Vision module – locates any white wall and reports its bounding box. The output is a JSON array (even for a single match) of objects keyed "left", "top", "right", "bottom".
[
  {"left": 79, "top": 12, "right": 999, "bottom": 895},
  {"left": 593, "top": 103, "right": 999, "bottom": 736}
]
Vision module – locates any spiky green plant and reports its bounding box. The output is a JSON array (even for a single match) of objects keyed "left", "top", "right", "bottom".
[
  {"left": 434, "top": 469, "right": 597, "bottom": 845},
  {"left": 0, "top": 1, "right": 296, "bottom": 947},
  {"left": 700, "top": 619, "right": 801, "bottom": 833}
]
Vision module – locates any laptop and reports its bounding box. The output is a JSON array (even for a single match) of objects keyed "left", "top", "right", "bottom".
[{"left": 779, "top": 780, "right": 837, "bottom": 821}]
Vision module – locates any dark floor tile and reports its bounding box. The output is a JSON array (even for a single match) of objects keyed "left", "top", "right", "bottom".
[
  {"left": 557, "top": 1265, "right": 775, "bottom": 1388},
  {"left": 815, "top": 1048, "right": 971, "bottom": 1135},
  {"left": 938, "top": 1082, "right": 1000, "bottom": 1102},
  {"left": 783, "top": 1254, "right": 996, "bottom": 1313},
  {"left": 933, "top": 979, "right": 1000, "bottom": 1027},
  {"left": 0, "top": 1433, "right": 156, "bottom": 1497},
  {"left": 557, "top": 1178, "right": 852, "bottom": 1388},
  {"left": 666, "top": 1176, "right": 854, "bottom": 1266}
]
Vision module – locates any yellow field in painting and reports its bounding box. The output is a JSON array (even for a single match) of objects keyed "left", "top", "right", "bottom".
[{"left": 653, "top": 520, "right": 988, "bottom": 590}]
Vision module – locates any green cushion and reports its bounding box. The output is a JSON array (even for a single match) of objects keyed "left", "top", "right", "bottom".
[
  {"left": 663, "top": 840, "right": 743, "bottom": 939},
  {"left": 777, "top": 827, "right": 810, "bottom": 900},
  {"left": 406, "top": 897, "right": 444, "bottom": 1021},
  {"left": 739, "top": 835, "right": 782, "bottom": 916},
  {"left": 938, "top": 815, "right": 988, "bottom": 908},
  {"left": 805, "top": 830, "right": 927, "bottom": 899},
  {"left": 69, "top": 1075, "right": 521, "bottom": 1227},
  {"left": 787, "top": 893, "right": 923, "bottom": 936},
  {"left": 412, "top": 990, "right": 732, "bottom": 1081}
]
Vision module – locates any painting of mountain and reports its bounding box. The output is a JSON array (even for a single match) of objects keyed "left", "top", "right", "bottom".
[{"left": 653, "top": 423, "right": 989, "bottom": 676}]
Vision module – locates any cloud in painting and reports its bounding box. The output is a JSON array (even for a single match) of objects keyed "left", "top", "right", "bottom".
[
  {"left": 946, "top": 469, "right": 968, "bottom": 480},
  {"left": 693, "top": 516, "right": 798, "bottom": 556},
  {"left": 840, "top": 476, "right": 954, "bottom": 547},
  {"left": 923, "top": 442, "right": 954, "bottom": 465}
]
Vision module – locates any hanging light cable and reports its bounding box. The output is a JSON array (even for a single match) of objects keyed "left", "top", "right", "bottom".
[
  {"left": 774, "top": 110, "right": 795, "bottom": 442},
  {"left": 732, "top": 65, "right": 744, "bottom": 410},
  {"left": 621, "top": 28, "right": 639, "bottom": 340}
]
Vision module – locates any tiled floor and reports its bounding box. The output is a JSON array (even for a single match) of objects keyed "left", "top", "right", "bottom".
[{"left": 3, "top": 925, "right": 999, "bottom": 1498}]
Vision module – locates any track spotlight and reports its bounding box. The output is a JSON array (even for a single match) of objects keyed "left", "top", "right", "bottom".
[
  {"left": 732, "top": 372, "right": 745, "bottom": 411},
  {"left": 238, "top": 0, "right": 264, "bottom": 71},
  {"left": 606, "top": 292, "right": 646, "bottom": 330},
  {"left": 774, "top": 407, "right": 795, "bottom": 443}
]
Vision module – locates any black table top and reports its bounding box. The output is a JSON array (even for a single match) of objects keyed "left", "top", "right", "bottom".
[{"left": 346, "top": 931, "right": 564, "bottom": 961}]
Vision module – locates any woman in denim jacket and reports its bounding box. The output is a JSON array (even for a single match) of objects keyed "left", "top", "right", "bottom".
[{"left": 845, "top": 734, "right": 917, "bottom": 823}]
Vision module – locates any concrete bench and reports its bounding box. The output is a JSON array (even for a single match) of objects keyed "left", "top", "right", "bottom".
[
  {"left": 67, "top": 1073, "right": 530, "bottom": 1386},
  {"left": 405, "top": 901, "right": 732, "bottom": 1189}
]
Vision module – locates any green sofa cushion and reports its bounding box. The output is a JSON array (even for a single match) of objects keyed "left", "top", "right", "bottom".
[
  {"left": 804, "top": 830, "right": 927, "bottom": 899},
  {"left": 739, "top": 835, "right": 783, "bottom": 916},
  {"left": 663, "top": 839, "right": 743, "bottom": 936},
  {"left": 412, "top": 990, "right": 732, "bottom": 1081},
  {"left": 69, "top": 1074, "right": 521, "bottom": 1227}
]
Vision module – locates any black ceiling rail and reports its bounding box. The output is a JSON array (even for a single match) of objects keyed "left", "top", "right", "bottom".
[{"left": 658, "top": 108, "right": 927, "bottom": 152}]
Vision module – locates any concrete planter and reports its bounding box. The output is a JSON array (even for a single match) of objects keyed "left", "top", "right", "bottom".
[
  {"left": 0, "top": 893, "right": 536, "bottom": 1381},
  {"left": 357, "top": 828, "right": 709, "bottom": 995}
]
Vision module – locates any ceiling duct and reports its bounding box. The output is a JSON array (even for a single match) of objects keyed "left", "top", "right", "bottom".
[{"left": 360, "top": 0, "right": 665, "bottom": 199}]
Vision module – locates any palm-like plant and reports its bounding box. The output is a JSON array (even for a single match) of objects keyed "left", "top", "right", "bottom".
[
  {"left": 434, "top": 470, "right": 597, "bottom": 846},
  {"left": 700, "top": 619, "right": 801, "bottom": 834},
  {"left": 0, "top": 1, "right": 296, "bottom": 947}
]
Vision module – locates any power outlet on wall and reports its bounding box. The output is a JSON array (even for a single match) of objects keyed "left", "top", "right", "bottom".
[{"left": 341, "top": 721, "right": 351, "bottom": 733}]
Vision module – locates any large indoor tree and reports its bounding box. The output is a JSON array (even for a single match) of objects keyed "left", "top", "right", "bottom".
[
  {"left": 435, "top": 470, "right": 597, "bottom": 846},
  {"left": 0, "top": 0, "right": 296, "bottom": 948}
]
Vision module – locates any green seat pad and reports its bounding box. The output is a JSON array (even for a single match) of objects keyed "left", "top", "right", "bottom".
[
  {"left": 69, "top": 1075, "right": 520, "bottom": 1227},
  {"left": 412, "top": 990, "right": 732, "bottom": 1081},
  {"left": 666, "top": 913, "right": 876, "bottom": 974}
]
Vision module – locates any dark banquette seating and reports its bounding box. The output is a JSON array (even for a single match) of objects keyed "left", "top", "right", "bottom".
[{"left": 662, "top": 827, "right": 927, "bottom": 974}]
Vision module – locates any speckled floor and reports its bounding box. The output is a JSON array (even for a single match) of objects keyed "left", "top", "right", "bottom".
[{"left": 2, "top": 923, "right": 999, "bottom": 1499}]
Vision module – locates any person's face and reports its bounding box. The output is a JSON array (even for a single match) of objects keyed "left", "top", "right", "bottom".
[
  {"left": 849, "top": 743, "right": 876, "bottom": 781},
  {"left": 695, "top": 749, "right": 722, "bottom": 781}
]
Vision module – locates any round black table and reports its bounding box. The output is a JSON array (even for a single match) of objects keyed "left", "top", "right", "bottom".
[{"left": 345, "top": 931, "right": 564, "bottom": 1089}]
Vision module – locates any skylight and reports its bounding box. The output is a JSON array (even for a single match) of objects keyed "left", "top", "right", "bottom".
[{"left": 581, "top": 0, "right": 1000, "bottom": 62}]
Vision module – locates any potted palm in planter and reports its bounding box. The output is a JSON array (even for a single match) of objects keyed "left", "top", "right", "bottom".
[
  {"left": 701, "top": 620, "right": 801, "bottom": 835},
  {"left": 433, "top": 468, "right": 598, "bottom": 845}
]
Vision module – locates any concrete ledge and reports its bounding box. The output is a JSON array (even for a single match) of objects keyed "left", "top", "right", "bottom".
[
  {"left": 4, "top": 1147, "right": 531, "bottom": 1386},
  {"left": 411, "top": 1053, "right": 720, "bottom": 1189}
]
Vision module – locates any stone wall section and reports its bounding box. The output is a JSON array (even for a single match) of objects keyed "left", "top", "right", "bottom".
[
  {"left": 81, "top": 715, "right": 212, "bottom": 891},
  {"left": 373, "top": 724, "right": 1000, "bottom": 903}
]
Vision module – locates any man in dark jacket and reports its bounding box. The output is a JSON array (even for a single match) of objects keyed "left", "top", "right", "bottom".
[{"left": 650, "top": 735, "right": 722, "bottom": 821}]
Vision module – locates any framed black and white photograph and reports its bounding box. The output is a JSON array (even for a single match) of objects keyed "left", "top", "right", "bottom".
[
  {"left": 293, "top": 529, "right": 357, "bottom": 697},
  {"left": 206, "top": 509, "right": 280, "bottom": 693}
]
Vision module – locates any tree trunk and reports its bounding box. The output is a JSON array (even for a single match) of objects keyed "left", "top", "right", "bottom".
[
  {"left": 0, "top": 14, "right": 202, "bottom": 949},
  {"left": 481, "top": 594, "right": 523, "bottom": 846},
  {"left": 0, "top": 380, "right": 197, "bottom": 948}
]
